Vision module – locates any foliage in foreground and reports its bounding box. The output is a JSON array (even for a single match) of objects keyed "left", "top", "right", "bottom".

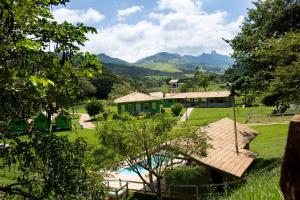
[
  {"left": 227, "top": 0, "right": 300, "bottom": 105},
  {"left": 1, "top": 135, "right": 104, "bottom": 199},
  {"left": 0, "top": 0, "right": 104, "bottom": 198},
  {"left": 96, "top": 114, "right": 208, "bottom": 200}
]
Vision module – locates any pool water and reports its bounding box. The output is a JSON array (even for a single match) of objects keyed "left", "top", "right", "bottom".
[
  {"left": 117, "top": 155, "right": 165, "bottom": 176},
  {"left": 117, "top": 165, "right": 148, "bottom": 176}
]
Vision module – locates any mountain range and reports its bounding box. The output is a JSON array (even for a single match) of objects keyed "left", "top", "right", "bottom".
[{"left": 97, "top": 51, "right": 234, "bottom": 75}]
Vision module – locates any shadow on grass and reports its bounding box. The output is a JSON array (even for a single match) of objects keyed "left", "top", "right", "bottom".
[{"left": 249, "top": 157, "right": 282, "bottom": 172}]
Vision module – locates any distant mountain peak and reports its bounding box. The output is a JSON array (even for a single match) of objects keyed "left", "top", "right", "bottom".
[{"left": 97, "top": 53, "right": 129, "bottom": 65}]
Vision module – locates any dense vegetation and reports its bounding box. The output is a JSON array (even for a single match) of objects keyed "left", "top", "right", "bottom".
[
  {"left": 0, "top": 0, "right": 104, "bottom": 198},
  {"left": 226, "top": 0, "right": 300, "bottom": 106}
]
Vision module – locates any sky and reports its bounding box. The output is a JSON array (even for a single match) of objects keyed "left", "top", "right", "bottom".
[{"left": 52, "top": 0, "right": 254, "bottom": 62}]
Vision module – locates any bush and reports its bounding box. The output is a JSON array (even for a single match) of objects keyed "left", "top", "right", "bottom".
[
  {"left": 85, "top": 99, "right": 104, "bottom": 119},
  {"left": 164, "top": 166, "right": 206, "bottom": 185},
  {"left": 102, "top": 111, "right": 109, "bottom": 121},
  {"left": 171, "top": 103, "right": 183, "bottom": 116},
  {"left": 160, "top": 108, "right": 166, "bottom": 114},
  {"left": 112, "top": 113, "right": 122, "bottom": 120}
]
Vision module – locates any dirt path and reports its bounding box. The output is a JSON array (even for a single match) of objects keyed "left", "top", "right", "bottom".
[
  {"left": 180, "top": 107, "right": 194, "bottom": 122},
  {"left": 246, "top": 121, "right": 290, "bottom": 126},
  {"left": 79, "top": 114, "right": 96, "bottom": 129}
]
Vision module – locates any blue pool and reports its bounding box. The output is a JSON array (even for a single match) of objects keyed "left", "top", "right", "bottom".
[
  {"left": 117, "top": 155, "right": 164, "bottom": 176},
  {"left": 117, "top": 165, "right": 148, "bottom": 176}
]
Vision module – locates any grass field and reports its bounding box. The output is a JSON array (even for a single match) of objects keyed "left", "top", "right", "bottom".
[
  {"left": 187, "top": 106, "right": 274, "bottom": 126},
  {"left": 214, "top": 124, "right": 289, "bottom": 200},
  {"left": 140, "top": 62, "right": 182, "bottom": 73}
]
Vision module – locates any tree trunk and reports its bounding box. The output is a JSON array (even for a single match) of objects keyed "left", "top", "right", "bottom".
[
  {"left": 156, "top": 177, "right": 162, "bottom": 200},
  {"left": 280, "top": 114, "right": 300, "bottom": 200},
  {"left": 47, "top": 110, "right": 52, "bottom": 134}
]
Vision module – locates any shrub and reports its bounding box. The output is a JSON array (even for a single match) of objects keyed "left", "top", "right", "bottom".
[
  {"left": 112, "top": 113, "right": 122, "bottom": 120},
  {"left": 171, "top": 103, "right": 183, "bottom": 116},
  {"left": 85, "top": 99, "right": 104, "bottom": 119},
  {"left": 164, "top": 166, "right": 206, "bottom": 185},
  {"left": 102, "top": 111, "right": 109, "bottom": 121},
  {"left": 160, "top": 108, "right": 166, "bottom": 114}
]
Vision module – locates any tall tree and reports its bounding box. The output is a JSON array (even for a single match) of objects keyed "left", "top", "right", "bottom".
[
  {"left": 228, "top": 0, "right": 300, "bottom": 104},
  {"left": 0, "top": 0, "right": 103, "bottom": 198},
  {"left": 194, "top": 67, "right": 209, "bottom": 91}
]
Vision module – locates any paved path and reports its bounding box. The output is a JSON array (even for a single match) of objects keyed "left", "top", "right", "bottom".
[
  {"left": 79, "top": 114, "right": 96, "bottom": 129},
  {"left": 180, "top": 107, "right": 194, "bottom": 122}
]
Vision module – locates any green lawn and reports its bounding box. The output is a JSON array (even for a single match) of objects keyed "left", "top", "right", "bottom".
[
  {"left": 141, "top": 62, "right": 182, "bottom": 73},
  {"left": 216, "top": 124, "right": 289, "bottom": 200},
  {"left": 250, "top": 124, "right": 288, "bottom": 159},
  {"left": 187, "top": 106, "right": 274, "bottom": 126},
  {"left": 56, "top": 128, "right": 99, "bottom": 147}
]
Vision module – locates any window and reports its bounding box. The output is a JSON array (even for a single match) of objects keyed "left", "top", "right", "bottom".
[{"left": 144, "top": 103, "right": 149, "bottom": 111}]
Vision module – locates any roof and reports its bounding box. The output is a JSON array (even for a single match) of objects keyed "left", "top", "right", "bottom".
[
  {"left": 164, "top": 91, "right": 231, "bottom": 99},
  {"left": 190, "top": 118, "right": 260, "bottom": 177},
  {"left": 169, "top": 79, "right": 179, "bottom": 84},
  {"left": 114, "top": 92, "right": 161, "bottom": 104},
  {"left": 149, "top": 92, "right": 164, "bottom": 99}
]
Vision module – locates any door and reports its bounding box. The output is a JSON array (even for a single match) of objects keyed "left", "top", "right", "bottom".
[{"left": 136, "top": 103, "right": 141, "bottom": 113}]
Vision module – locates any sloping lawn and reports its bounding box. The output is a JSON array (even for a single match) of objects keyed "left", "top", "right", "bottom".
[
  {"left": 187, "top": 106, "right": 273, "bottom": 126},
  {"left": 216, "top": 124, "right": 289, "bottom": 200}
]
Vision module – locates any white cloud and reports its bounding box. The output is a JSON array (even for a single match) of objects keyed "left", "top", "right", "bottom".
[
  {"left": 158, "top": 0, "right": 202, "bottom": 13},
  {"left": 83, "top": 0, "right": 244, "bottom": 62},
  {"left": 52, "top": 8, "right": 105, "bottom": 24},
  {"left": 117, "top": 6, "right": 143, "bottom": 21}
]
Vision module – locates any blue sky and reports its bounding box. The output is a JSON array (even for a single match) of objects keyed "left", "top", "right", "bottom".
[{"left": 52, "top": 0, "right": 254, "bottom": 62}]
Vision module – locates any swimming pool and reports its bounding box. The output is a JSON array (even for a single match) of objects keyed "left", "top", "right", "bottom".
[
  {"left": 117, "top": 155, "right": 163, "bottom": 176},
  {"left": 117, "top": 165, "right": 148, "bottom": 176}
]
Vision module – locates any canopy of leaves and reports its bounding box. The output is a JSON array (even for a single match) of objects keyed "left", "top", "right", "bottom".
[
  {"left": 227, "top": 0, "right": 300, "bottom": 105},
  {"left": 0, "top": 0, "right": 103, "bottom": 198},
  {"left": 85, "top": 99, "right": 104, "bottom": 118}
]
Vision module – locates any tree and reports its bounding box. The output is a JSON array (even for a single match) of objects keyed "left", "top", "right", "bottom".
[
  {"left": 171, "top": 103, "right": 184, "bottom": 116},
  {"left": 97, "top": 115, "right": 207, "bottom": 200},
  {"left": 228, "top": 0, "right": 300, "bottom": 104},
  {"left": 85, "top": 99, "right": 104, "bottom": 119},
  {"left": 107, "top": 82, "right": 135, "bottom": 103},
  {"left": 233, "top": 76, "right": 255, "bottom": 106},
  {"left": 2, "top": 135, "right": 104, "bottom": 199},
  {"left": 0, "top": 0, "right": 103, "bottom": 198},
  {"left": 194, "top": 67, "right": 209, "bottom": 91},
  {"left": 78, "top": 79, "right": 97, "bottom": 98},
  {"left": 180, "top": 80, "right": 193, "bottom": 92}
]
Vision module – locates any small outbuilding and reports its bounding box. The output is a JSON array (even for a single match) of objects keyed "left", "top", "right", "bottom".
[
  {"left": 9, "top": 120, "right": 28, "bottom": 134},
  {"left": 168, "top": 79, "right": 180, "bottom": 92},
  {"left": 34, "top": 112, "right": 50, "bottom": 131},
  {"left": 114, "top": 92, "right": 161, "bottom": 114},
  {"left": 55, "top": 110, "right": 72, "bottom": 130}
]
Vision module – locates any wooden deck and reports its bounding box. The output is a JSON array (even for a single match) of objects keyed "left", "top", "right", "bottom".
[{"left": 191, "top": 118, "right": 260, "bottom": 177}]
